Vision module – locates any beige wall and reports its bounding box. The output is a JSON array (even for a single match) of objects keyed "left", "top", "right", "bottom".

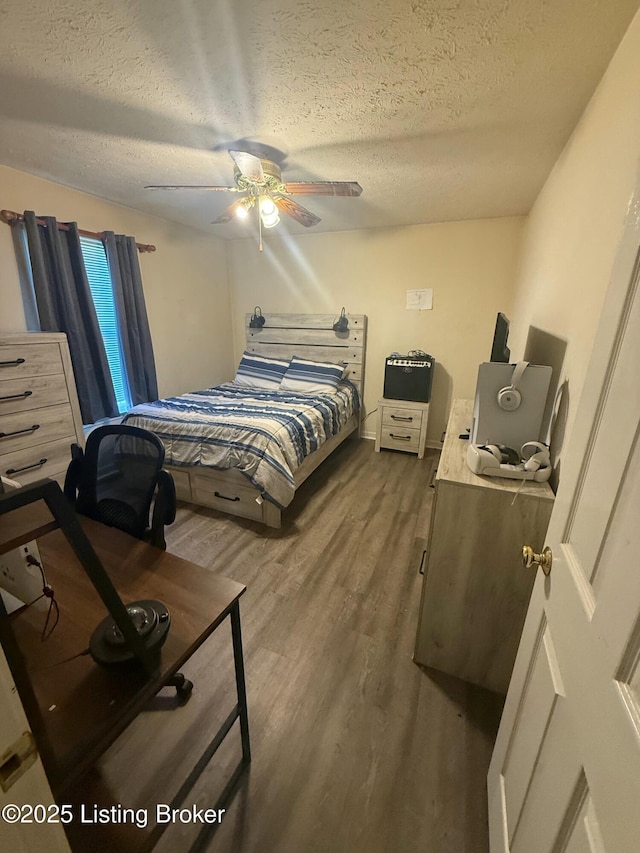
[
  {"left": 0, "top": 164, "right": 234, "bottom": 398},
  {"left": 227, "top": 217, "right": 524, "bottom": 443},
  {"left": 508, "top": 8, "right": 640, "bottom": 465}
]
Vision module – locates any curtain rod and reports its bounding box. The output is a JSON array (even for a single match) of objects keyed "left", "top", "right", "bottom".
[{"left": 0, "top": 209, "right": 156, "bottom": 253}]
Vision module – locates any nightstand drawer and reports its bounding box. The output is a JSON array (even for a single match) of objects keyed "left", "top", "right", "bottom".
[
  {"left": 381, "top": 406, "right": 424, "bottom": 429},
  {"left": 379, "top": 426, "right": 421, "bottom": 453}
]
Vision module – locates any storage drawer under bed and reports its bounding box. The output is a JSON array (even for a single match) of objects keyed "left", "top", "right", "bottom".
[{"left": 192, "top": 470, "right": 265, "bottom": 522}]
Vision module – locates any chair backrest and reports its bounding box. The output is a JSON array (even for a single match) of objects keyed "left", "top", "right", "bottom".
[{"left": 65, "top": 424, "right": 174, "bottom": 546}]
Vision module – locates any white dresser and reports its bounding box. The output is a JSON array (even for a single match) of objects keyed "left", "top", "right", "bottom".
[{"left": 0, "top": 333, "right": 84, "bottom": 487}]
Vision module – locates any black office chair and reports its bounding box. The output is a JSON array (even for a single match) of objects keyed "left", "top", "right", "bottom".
[
  {"left": 64, "top": 425, "right": 192, "bottom": 702},
  {"left": 64, "top": 424, "right": 176, "bottom": 550}
]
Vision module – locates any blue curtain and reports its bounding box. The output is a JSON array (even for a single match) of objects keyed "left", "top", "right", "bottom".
[
  {"left": 103, "top": 232, "right": 158, "bottom": 405},
  {"left": 23, "top": 211, "right": 118, "bottom": 423}
]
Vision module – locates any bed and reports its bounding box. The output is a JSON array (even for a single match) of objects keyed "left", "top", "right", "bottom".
[{"left": 123, "top": 313, "right": 367, "bottom": 527}]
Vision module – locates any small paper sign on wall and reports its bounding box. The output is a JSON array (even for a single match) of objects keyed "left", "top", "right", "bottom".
[{"left": 406, "top": 289, "right": 433, "bottom": 310}]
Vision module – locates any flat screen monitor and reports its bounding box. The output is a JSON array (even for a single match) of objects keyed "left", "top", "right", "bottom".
[{"left": 490, "top": 312, "right": 511, "bottom": 363}]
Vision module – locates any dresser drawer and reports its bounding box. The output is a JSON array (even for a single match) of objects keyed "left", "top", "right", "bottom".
[
  {"left": 381, "top": 405, "right": 424, "bottom": 429},
  {"left": 0, "top": 342, "right": 64, "bottom": 380},
  {"left": 0, "top": 437, "right": 74, "bottom": 485},
  {"left": 0, "top": 404, "right": 77, "bottom": 456},
  {"left": 379, "top": 426, "right": 421, "bottom": 453},
  {"left": 0, "top": 374, "right": 72, "bottom": 415}
]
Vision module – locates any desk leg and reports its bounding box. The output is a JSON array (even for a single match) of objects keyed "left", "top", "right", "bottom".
[{"left": 230, "top": 601, "right": 251, "bottom": 764}]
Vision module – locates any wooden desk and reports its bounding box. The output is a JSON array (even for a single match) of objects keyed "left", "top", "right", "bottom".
[{"left": 0, "top": 513, "right": 249, "bottom": 851}]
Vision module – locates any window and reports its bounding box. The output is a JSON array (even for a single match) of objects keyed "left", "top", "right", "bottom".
[{"left": 79, "top": 236, "right": 131, "bottom": 414}]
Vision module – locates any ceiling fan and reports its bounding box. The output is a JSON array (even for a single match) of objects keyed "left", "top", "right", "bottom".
[{"left": 146, "top": 149, "right": 362, "bottom": 249}]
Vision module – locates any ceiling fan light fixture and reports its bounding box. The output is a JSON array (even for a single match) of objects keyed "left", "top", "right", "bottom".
[
  {"left": 260, "top": 195, "right": 280, "bottom": 228},
  {"left": 235, "top": 196, "right": 255, "bottom": 221},
  {"left": 259, "top": 196, "right": 277, "bottom": 216}
]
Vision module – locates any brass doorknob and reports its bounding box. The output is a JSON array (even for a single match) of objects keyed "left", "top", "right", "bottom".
[{"left": 522, "top": 545, "right": 553, "bottom": 576}]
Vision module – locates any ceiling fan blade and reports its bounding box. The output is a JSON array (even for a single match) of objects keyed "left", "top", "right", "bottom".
[
  {"left": 283, "top": 181, "right": 362, "bottom": 197},
  {"left": 229, "top": 150, "right": 265, "bottom": 183},
  {"left": 145, "top": 185, "right": 238, "bottom": 191},
  {"left": 212, "top": 199, "right": 248, "bottom": 224},
  {"left": 275, "top": 196, "right": 321, "bottom": 227}
]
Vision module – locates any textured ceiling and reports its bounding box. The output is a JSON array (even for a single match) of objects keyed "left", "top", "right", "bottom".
[{"left": 0, "top": 0, "right": 638, "bottom": 239}]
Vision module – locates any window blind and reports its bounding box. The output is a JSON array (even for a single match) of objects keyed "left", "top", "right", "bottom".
[{"left": 80, "top": 236, "right": 131, "bottom": 414}]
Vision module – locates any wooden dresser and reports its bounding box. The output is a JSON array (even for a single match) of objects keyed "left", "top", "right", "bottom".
[
  {"left": 414, "top": 399, "right": 554, "bottom": 694},
  {"left": 0, "top": 333, "right": 84, "bottom": 487}
]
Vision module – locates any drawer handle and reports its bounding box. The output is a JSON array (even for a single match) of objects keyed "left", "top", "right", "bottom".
[
  {"left": 390, "top": 414, "right": 413, "bottom": 421},
  {"left": 389, "top": 433, "right": 412, "bottom": 441},
  {"left": 0, "top": 390, "right": 33, "bottom": 402},
  {"left": 6, "top": 458, "right": 47, "bottom": 476},
  {"left": 0, "top": 358, "right": 26, "bottom": 367},
  {"left": 419, "top": 549, "right": 428, "bottom": 575},
  {"left": 214, "top": 491, "right": 240, "bottom": 502},
  {"left": 0, "top": 424, "right": 40, "bottom": 440}
]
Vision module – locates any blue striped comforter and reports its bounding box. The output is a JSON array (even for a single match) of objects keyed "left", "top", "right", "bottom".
[{"left": 123, "top": 381, "right": 359, "bottom": 508}]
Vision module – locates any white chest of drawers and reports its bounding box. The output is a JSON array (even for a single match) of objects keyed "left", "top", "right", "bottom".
[
  {"left": 374, "top": 397, "right": 430, "bottom": 459},
  {"left": 0, "top": 333, "right": 84, "bottom": 487}
]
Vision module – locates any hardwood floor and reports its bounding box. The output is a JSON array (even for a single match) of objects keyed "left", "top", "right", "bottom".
[{"left": 96, "top": 438, "right": 504, "bottom": 853}]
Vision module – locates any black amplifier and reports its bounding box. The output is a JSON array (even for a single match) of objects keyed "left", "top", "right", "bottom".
[{"left": 384, "top": 354, "right": 435, "bottom": 403}]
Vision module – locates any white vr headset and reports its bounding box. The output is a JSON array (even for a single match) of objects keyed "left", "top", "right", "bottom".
[{"left": 466, "top": 440, "right": 551, "bottom": 482}]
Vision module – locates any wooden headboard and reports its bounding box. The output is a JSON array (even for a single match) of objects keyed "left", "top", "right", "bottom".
[{"left": 244, "top": 312, "right": 367, "bottom": 401}]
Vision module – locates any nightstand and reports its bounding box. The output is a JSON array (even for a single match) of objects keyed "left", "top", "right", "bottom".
[{"left": 374, "top": 397, "right": 429, "bottom": 459}]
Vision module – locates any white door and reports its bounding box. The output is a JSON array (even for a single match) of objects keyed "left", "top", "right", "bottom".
[
  {"left": 488, "top": 194, "right": 640, "bottom": 850},
  {"left": 0, "top": 646, "right": 70, "bottom": 852}
]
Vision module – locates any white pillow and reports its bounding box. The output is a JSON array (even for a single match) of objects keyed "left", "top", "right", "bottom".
[{"left": 233, "top": 351, "right": 290, "bottom": 390}]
